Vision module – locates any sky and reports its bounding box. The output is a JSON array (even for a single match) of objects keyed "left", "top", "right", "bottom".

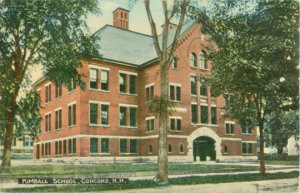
[{"left": 87, "top": 0, "right": 165, "bottom": 35}]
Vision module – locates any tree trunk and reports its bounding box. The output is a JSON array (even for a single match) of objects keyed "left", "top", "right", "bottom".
[
  {"left": 1, "top": 89, "right": 18, "bottom": 172},
  {"left": 156, "top": 60, "right": 169, "bottom": 183},
  {"left": 258, "top": 120, "right": 266, "bottom": 175}
]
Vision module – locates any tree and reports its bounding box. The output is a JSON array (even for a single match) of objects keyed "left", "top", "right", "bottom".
[
  {"left": 265, "top": 110, "right": 299, "bottom": 154},
  {"left": 14, "top": 90, "right": 41, "bottom": 142},
  {"left": 198, "top": 0, "right": 299, "bottom": 175},
  {"left": 143, "top": 0, "right": 190, "bottom": 182},
  {"left": 0, "top": 0, "right": 100, "bottom": 172}
]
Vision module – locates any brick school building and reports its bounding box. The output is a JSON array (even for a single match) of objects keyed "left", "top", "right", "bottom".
[{"left": 33, "top": 8, "right": 257, "bottom": 162}]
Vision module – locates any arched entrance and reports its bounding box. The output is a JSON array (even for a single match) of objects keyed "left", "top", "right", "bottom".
[
  {"left": 193, "top": 136, "right": 216, "bottom": 161},
  {"left": 187, "top": 127, "right": 222, "bottom": 161}
]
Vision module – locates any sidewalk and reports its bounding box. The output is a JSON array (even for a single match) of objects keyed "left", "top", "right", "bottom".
[{"left": 104, "top": 178, "right": 299, "bottom": 193}]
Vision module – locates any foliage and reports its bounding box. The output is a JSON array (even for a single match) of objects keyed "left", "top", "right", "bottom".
[
  {"left": 196, "top": 0, "right": 299, "bottom": 175},
  {"left": 147, "top": 95, "right": 175, "bottom": 116},
  {"left": 264, "top": 154, "right": 299, "bottom": 161},
  {"left": 14, "top": 90, "right": 41, "bottom": 141},
  {"left": 265, "top": 110, "right": 299, "bottom": 154},
  {"left": 0, "top": 0, "right": 101, "bottom": 169}
]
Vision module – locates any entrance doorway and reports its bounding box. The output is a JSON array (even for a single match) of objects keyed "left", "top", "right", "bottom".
[{"left": 193, "top": 136, "right": 216, "bottom": 161}]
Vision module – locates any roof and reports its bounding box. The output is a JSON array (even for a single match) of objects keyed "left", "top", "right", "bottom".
[
  {"left": 93, "top": 20, "right": 195, "bottom": 66},
  {"left": 32, "top": 20, "right": 196, "bottom": 87}
]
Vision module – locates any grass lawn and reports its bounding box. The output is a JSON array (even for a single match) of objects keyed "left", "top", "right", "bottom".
[
  {"left": 0, "top": 163, "right": 259, "bottom": 177},
  {"left": 266, "top": 160, "right": 299, "bottom": 166},
  {"left": 5, "top": 171, "right": 299, "bottom": 192}
]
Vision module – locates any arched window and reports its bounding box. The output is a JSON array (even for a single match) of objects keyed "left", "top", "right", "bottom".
[
  {"left": 148, "top": 145, "right": 153, "bottom": 154},
  {"left": 168, "top": 144, "right": 172, "bottom": 153},
  {"left": 172, "top": 57, "right": 178, "bottom": 69},
  {"left": 199, "top": 50, "right": 207, "bottom": 69},
  {"left": 179, "top": 144, "right": 184, "bottom": 153},
  {"left": 190, "top": 53, "right": 197, "bottom": 67}
]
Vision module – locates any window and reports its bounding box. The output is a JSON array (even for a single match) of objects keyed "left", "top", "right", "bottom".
[
  {"left": 170, "top": 85, "right": 181, "bottom": 102},
  {"left": 200, "top": 105, "right": 208, "bottom": 124},
  {"left": 45, "top": 84, "right": 51, "bottom": 103},
  {"left": 42, "top": 144, "right": 44, "bottom": 157},
  {"left": 190, "top": 76, "right": 197, "bottom": 95},
  {"left": 148, "top": 145, "right": 153, "bottom": 154},
  {"left": 119, "top": 106, "right": 137, "bottom": 127},
  {"left": 242, "top": 142, "right": 253, "bottom": 154},
  {"left": 68, "top": 79, "right": 76, "bottom": 92},
  {"left": 179, "top": 144, "right": 184, "bottom": 153},
  {"left": 59, "top": 141, "right": 62, "bottom": 155},
  {"left": 172, "top": 57, "right": 178, "bottom": 69},
  {"left": 68, "top": 103, "right": 76, "bottom": 127},
  {"left": 130, "top": 107, "right": 137, "bottom": 127},
  {"left": 90, "top": 103, "right": 109, "bottom": 126},
  {"left": 90, "top": 138, "right": 98, "bottom": 153},
  {"left": 45, "top": 113, "right": 51, "bottom": 132},
  {"left": 211, "top": 106, "right": 217, "bottom": 125},
  {"left": 55, "top": 82, "right": 62, "bottom": 98},
  {"left": 55, "top": 109, "right": 62, "bottom": 130},
  {"left": 200, "top": 79, "right": 208, "bottom": 97},
  {"left": 23, "top": 137, "right": 32, "bottom": 147},
  {"left": 44, "top": 142, "right": 51, "bottom": 156},
  {"left": 63, "top": 140, "right": 67, "bottom": 154},
  {"left": 146, "top": 85, "right": 154, "bottom": 101},
  {"left": 241, "top": 122, "right": 252, "bottom": 134},
  {"left": 170, "top": 117, "right": 181, "bottom": 132},
  {"left": 199, "top": 50, "right": 207, "bottom": 69},
  {"left": 130, "top": 139, "right": 137, "bottom": 153},
  {"left": 168, "top": 144, "right": 172, "bottom": 153},
  {"left": 191, "top": 104, "right": 198, "bottom": 124},
  {"left": 190, "top": 53, "right": 197, "bottom": 67},
  {"left": 119, "top": 73, "right": 127, "bottom": 93},
  {"left": 90, "top": 68, "right": 98, "bottom": 89},
  {"left": 73, "top": 138, "right": 76, "bottom": 153},
  {"left": 45, "top": 142, "right": 51, "bottom": 156},
  {"left": 101, "top": 138, "right": 109, "bottom": 153},
  {"left": 224, "top": 145, "right": 228, "bottom": 154},
  {"left": 68, "top": 139, "right": 72, "bottom": 154},
  {"left": 119, "top": 106, "right": 127, "bottom": 126},
  {"left": 225, "top": 122, "right": 235, "bottom": 134},
  {"left": 129, "top": 75, "right": 136, "bottom": 94},
  {"left": 146, "top": 118, "right": 155, "bottom": 132},
  {"left": 101, "top": 70, "right": 109, "bottom": 91},
  {"left": 120, "top": 139, "right": 127, "bottom": 153},
  {"left": 101, "top": 104, "right": 109, "bottom": 125},
  {"left": 90, "top": 103, "right": 98, "bottom": 125}
]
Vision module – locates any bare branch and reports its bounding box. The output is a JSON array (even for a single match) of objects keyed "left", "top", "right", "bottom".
[
  {"left": 167, "top": 0, "right": 190, "bottom": 65},
  {"left": 168, "top": 0, "right": 178, "bottom": 20},
  {"left": 162, "top": 0, "right": 170, "bottom": 63},
  {"left": 144, "top": 0, "right": 162, "bottom": 59}
]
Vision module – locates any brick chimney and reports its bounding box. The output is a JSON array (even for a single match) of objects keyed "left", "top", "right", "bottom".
[{"left": 113, "top": 8, "right": 129, "bottom": 30}]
